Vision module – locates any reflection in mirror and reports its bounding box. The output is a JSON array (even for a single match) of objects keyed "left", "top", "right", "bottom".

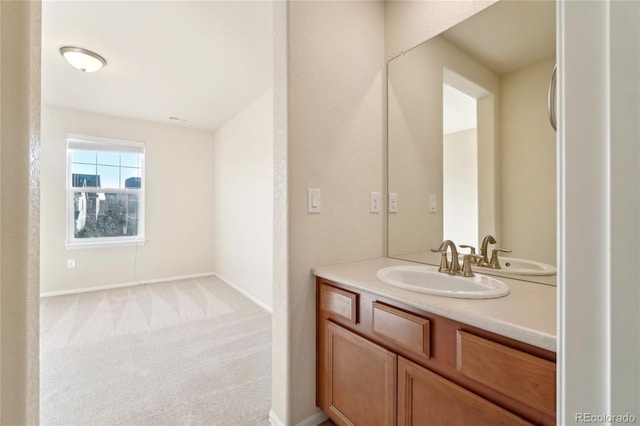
[
  {"left": 387, "top": 1, "right": 556, "bottom": 285},
  {"left": 443, "top": 77, "right": 484, "bottom": 249}
]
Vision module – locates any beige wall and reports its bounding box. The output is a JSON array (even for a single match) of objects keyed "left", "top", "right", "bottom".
[
  {"left": 211, "top": 89, "right": 273, "bottom": 311},
  {"left": 272, "top": 1, "right": 385, "bottom": 424},
  {"left": 40, "top": 105, "right": 216, "bottom": 294},
  {"left": 0, "top": 0, "right": 41, "bottom": 423},
  {"left": 271, "top": 0, "right": 289, "bottom": 422},
  {"left": 500, "top": 57, "right": 556, "bottom": 265}
]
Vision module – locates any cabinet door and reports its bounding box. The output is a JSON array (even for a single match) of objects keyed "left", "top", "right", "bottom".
[
  {"left": 320, "top": 321, "right": 396, "bottom": 426},
  {"left": 398, "top": 357, "right": 532, "bottom": 426}
]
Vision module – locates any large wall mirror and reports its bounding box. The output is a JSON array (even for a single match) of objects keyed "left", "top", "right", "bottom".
[{"left": 387, "top": 1, "right": 557, "bottom": 285}]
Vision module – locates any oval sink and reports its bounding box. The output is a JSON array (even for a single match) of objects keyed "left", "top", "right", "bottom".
[
  {"left": 472, "top": 257, "right": 556, "bottom": 276},
  {"left": 376, "top": 265, "right": 509, "bottom": 299}
]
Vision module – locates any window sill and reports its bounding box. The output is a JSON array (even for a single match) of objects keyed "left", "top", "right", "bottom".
[{"left": 65, "top": 239, "right": 146, "bottom": 250}]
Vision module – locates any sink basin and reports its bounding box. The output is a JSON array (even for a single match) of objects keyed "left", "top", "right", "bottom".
[
  {"left": 471, "top": 257, "right": 556, "bottom": 276},
  {"left": 376, "top": 265, "right": 509, "bottom": 299}
]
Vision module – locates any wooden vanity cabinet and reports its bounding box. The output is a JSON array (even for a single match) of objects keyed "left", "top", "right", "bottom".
[{"left": 316, "top": 278, "right": 556, "bottom": 426}]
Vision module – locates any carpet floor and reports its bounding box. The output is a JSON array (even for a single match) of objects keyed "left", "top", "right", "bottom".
[{"left": 40, "top": 276, "right": 272, "bottom": 426}]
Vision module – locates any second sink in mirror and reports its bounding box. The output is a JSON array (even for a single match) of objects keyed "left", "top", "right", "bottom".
[{"left": 467, "top": 256, "right": 556, "bottom": 276}]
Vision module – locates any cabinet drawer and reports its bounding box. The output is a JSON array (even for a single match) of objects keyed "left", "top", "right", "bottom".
[
  {"left": 373, "top": 302, "right": 430, "bottom": 358},
  {"left": 319, "top": 284, "right": 358, "bottom": 324},
  {"left": 456, "top": 330, "right": 556, "bottom": 416}
]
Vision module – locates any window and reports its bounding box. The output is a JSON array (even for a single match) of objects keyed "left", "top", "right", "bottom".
[{"left": 67, "top": 134, "right": 145, "bottom": 247}]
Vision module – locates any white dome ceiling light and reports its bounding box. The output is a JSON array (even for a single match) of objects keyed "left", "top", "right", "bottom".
[{"left": 60, "top": 46, "right": 107, "bottom": 73}]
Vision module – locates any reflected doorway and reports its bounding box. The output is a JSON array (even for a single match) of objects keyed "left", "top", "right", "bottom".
[{"left": 442, "top": 81, "right": 478, "bottom": 248}]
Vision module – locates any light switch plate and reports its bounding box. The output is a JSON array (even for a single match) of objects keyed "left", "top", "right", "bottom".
[
  {"left": 429, "top": 194, "right": 437, "bottom": 213},
  {"left": 308, "top": 188, "right": 321, "bottom": 213}
]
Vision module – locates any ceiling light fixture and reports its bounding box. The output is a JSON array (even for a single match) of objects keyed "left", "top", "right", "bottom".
[{"left": 60, "top": 46, "right": 107, "bottom": 73}]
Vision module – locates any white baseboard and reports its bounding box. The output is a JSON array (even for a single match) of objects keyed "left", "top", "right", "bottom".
[
  {"left": 269, "top": 409, "right": 328, "bottom": 426},
  {"left": 213, "top": 272, "right": 273, "bottom": 314},
  {"left": 296, "top": 411, "right": 329, "bottom": 426},
  {"left": 269, "top": 410, "right": 284, "bottom": 426},
  {"left": 39, "top": 272, "right": 215, "bottom": 298}
]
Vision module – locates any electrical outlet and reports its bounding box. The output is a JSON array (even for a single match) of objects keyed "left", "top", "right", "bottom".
[
  {"left": 389, "top": 193, "right": 398, "bottom": 213},
  {"left": 67, "top": 259, "right": 76, "bottom": 269},
  {"left": 370, "top": 192, "right": 381, "bottom": 213}
]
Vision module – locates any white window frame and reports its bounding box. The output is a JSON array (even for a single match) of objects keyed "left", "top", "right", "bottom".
[{"left": 66, "top": 134, "right": 146, "bottom": 249}]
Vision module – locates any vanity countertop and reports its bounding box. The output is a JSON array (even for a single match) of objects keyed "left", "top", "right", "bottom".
[{"left": 312, "top": 257, "right": 556, "bottom": 352}]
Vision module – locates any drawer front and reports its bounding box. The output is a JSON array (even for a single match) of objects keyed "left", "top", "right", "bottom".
[
  {"left": 456, "top": 330, "right": 556, "bottom": 416},
  {"left": 320, "top": 284, "right": 358, "bottom": 324},
  {"left": 373, "top": 302, "right": 430, "bottom": 358}
]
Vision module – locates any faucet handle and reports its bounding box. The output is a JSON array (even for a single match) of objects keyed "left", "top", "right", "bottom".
[
  {"left": 459, "top": 245, "right": 476, "bottom": 254},
  {"left": 461, "top": 254, "right": 484, "bottom": 277},
  {"left": 459, "top": 245, "right": 477, "bottom": 264},
  {"left": 430, "top": 248, "right": 449, "bottom": 272},
  {"left": 489, "top": 248, "right": 512, "bottom": 269}
]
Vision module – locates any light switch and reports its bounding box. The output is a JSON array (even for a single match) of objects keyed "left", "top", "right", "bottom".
[
  {"left": 370, "top": 192, "right": 381, "bottom": 213},
  {"left": 308, "top": 188, "right": 321, "bottom": 213},
  {"left": 429, "top": 194, "right": 437, "bottom": 213},
  {"left": 389, "top": 193, "right": 398, "bottom": 213}
]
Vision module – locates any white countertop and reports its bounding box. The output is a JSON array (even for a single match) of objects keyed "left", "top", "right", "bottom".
[{"left": 312, "top": 257, "right": 557, "bottom": 352}]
